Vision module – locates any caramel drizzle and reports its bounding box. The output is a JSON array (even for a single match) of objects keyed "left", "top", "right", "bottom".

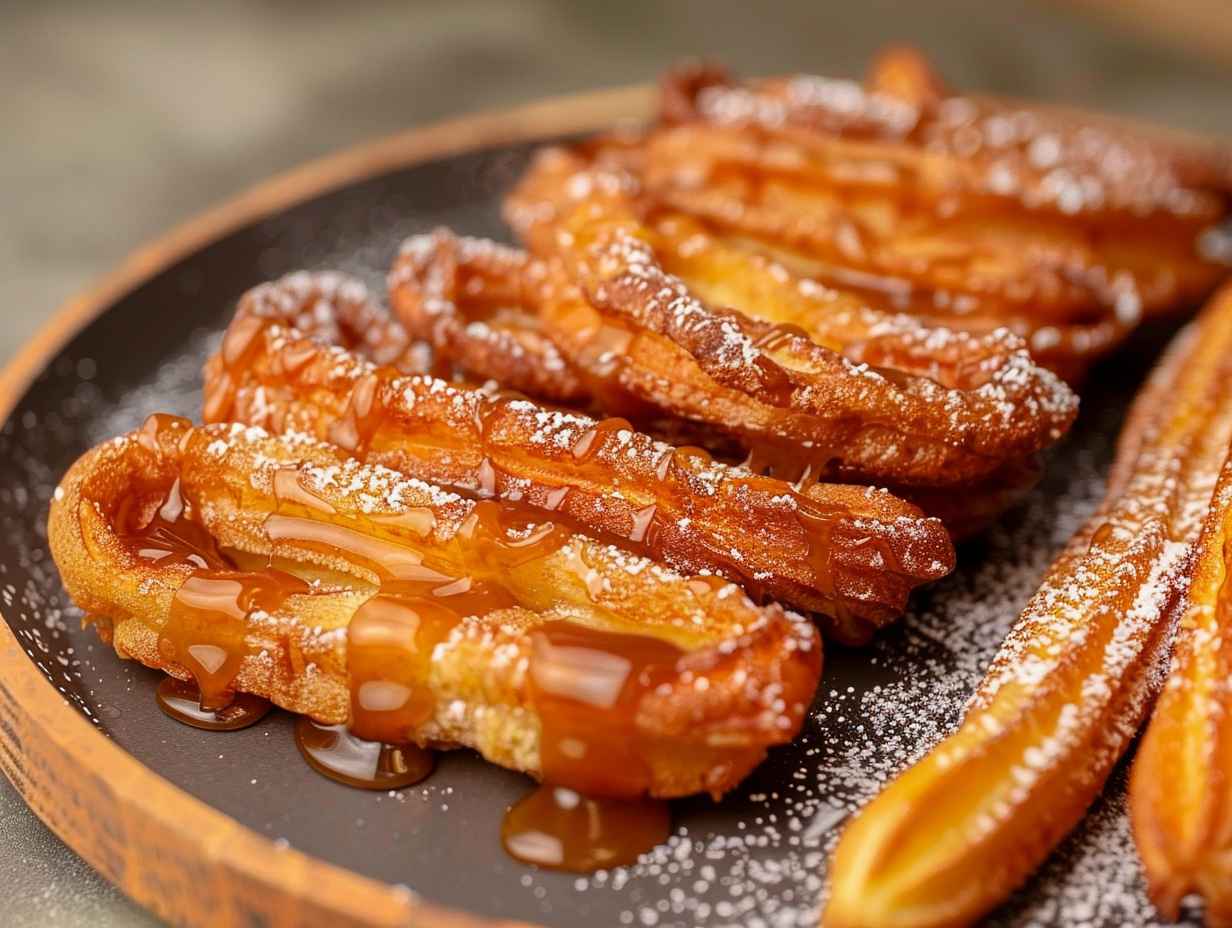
[
  {"left": 115, "top": 434, "right": 311, "bottom": 713},
  {"left": 262, "top": 468, "right": 575, "bottom": 748},
  {"left": 213, "top": 317, "right": 877, "bottom": 618},
  {"left": 264, "top": 465, "right": 677, "bottom": 862},
  {"left": 498, "top": 621, "right": 684, "bottom": 869},
  {"left": 113, "top": 416, "right": 709, "bottom": 870},
  {"left": 160, "top": 568, "right": 310, "bottom": 710},
  {"left": 527, "top": 621, "right": 685, "bottom": 798}
]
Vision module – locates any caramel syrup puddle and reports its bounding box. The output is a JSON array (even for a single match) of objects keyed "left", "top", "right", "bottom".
[
  {"left": 501, "top": 785, "right": 670, "bottom": 872},
  {"left": 294, "top": 716, "right": 434, "bottom": 790},
  {"left": 499, "top": 621, "right": 682, "bottom": 869},
  {"left": 155, "top": 676, "right": 271, "bottom": 731}
]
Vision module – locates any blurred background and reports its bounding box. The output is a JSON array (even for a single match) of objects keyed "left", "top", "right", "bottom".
[{"left": 2, "top": 1, "right": 1230, "bottom": 924}]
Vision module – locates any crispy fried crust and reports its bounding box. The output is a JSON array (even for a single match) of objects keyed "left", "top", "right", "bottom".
[
  {"left": 1130, "top": 343, "right": 1232, "bottom": 920},
  {"left": 394, "top": 210, "right": 1074, "bottom": 495},
  {"left": 501, "top": 149, "right": 1077, "bottom": 484},
  {"left": 823, "top": 282, "right": 1232, "bottom": 928},
  {"left": 205, "top": 272, "right": 955, "bottom": 642},
  {"left": 48, "top": 417, "right": 822, "bottom": 799},
  {"left": 652, "top": 51, "right": 1232, "bottom": 383},
  {"left": 392, "top": 224, "right": 1074, "bottom": 532},
  {"left": 632, "top": 124, "right": 1137, "bottom": 383}
]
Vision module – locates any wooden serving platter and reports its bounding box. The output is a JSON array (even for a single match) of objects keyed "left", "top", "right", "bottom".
[{"left": 0, "top": 87, "right": 1195, "bottom": 927}]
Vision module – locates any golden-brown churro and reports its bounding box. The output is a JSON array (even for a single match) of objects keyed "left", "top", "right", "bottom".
[
  {"left": 205, "top": 272, "right": 956, "bottom": 642},
  {"left": 653, "top": 49, "right": 1232, "bottom": 382},
  {"left": 1131, "top": 384, "right": 1232, "bottom": 921},
  {"left": 49, "top": 413, "right": 821, "bottom": 799},
  {"left": 394, "top": 189, "right": 1075, "bottom": 511},
  {"left": 824, "top": 282, "right": 1232, "bottom": 928}
]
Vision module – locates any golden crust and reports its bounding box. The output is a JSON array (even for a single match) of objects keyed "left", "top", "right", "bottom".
[
  {"left": 661, "top": 50, "right": 1232, "bottom": 222},
  {"left": 823, "top": 282, "right": 1232, "bottom": 928},
  {"left": 652, "top": 52, "right": 1232, "bottom": 382},
  {"left": 395, "top": 165, "right": 1075, "bottom": 498},
  {"left": 48, "top": 417, "right": 821, "bottom": 799},
  {"left": 509, "top": 151, "right": 1076, "bottom": 482},
  {"left": 1130, "top": 351, "right": 1232, "bottom": 918},
  {"left": 205, "top": 272, "right": 956, "bottom": 642}
]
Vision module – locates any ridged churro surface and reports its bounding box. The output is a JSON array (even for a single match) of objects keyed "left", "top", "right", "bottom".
[
  {"left": 49, "top": 415, "right": 821, "bottom": 799},
  {"left": 825, "top": 283, "right": 1232, "bottom": 928},
  {"left": 206, "top": 272, "right": 956, "bottom": 641}
]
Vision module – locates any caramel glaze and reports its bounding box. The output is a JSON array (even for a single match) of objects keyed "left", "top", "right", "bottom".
[
  {"left": 115, "top": 413, "right": 739, "bottom": 869},
  {"left": 529, "top": 621, "right": 684, "bottom": 797},
  {"left": 264, "top": 478, "right": 681, "bottom": 866},
  {"left": 204, "top": 314, "right": 950, "bottom": 632},
  {"left": 491, "top": 621, "right": 691, "bottom": 869},
  {"left": 161, "top": 568, "right": 310, "bottom": 711},
  {"left": 121, "top": 473, "right": 441, "bottom": 785},
  {"left": 315, "top": 355, "right": 775, "bottom": 601}
]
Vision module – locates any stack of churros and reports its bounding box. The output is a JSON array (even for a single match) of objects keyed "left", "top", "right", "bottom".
[{"left": 47, "top": 46, "right": 1232, "bottom": 907}]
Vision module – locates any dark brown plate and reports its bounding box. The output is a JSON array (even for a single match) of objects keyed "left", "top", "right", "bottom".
[{"left": 0, "top": 89, "right": 1195, "bottom": 927}]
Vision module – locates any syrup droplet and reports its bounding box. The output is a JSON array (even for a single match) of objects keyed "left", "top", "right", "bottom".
[
  {"left": 278, "top": 341, "right": 320, "bottom": 376},
  {"left": 653, "top": 449, "right": 674, "bottom": 482},
  {"left": 571, "top": 417, "right": 634, "bottom": 462},
  {"left": 155, "top": 676, "right": 271, "bottom": 731},
  {"left": 272, "top": 467, "right": 336, "bottom": 514},
  {"left": 294, "top": 716, "right": 434, "bottom": 790},
  {"left": 160, "top": 568, "right": 310, "bottom": 711},
  {"left": 528, "top": 621, "right": 685, "bottom": 798},
  {"left": 501, "top": 784, "right": 669, "bottom": 872},
  {"left": 328, "top": 372, "right": 385, "bottom": 454},
  {"left": 543, "top": 485, "right": 571, "bottom": 511},
  {"left": 628, "top": 504, "right": 658, "bottom": 544},
  {"left": 476, "top": 457, "right": 499, "bottom": 497},
  {"left": 135, "top": 413, "right": 192, "bottom": 455},
  {"left": 346, "top": 593, "right": 460, "bottom": 743},
  {"left": 117, "top": 478, "right": 230, "bottom": 571}
]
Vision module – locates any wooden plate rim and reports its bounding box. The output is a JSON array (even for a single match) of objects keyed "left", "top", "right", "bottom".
[{"left": 0, "top": 84, "right": 652, "bottom": 928}]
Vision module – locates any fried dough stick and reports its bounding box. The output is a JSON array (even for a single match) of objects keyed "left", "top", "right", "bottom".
[
  {"left": 206, "top": 272, "right": 954, "bottom": 643},
  {"left": 631, "top": 124, "right": 1136, "bottom": 384},
  {"left": 48, "top": 415, "right": 821, "bottom": 798},
  {"left": 824, "top": 282, "right": 1232, "bottom": 928},
  {"left": 654, "top": 50, "right": 1232, "bottom": 381},
  {"left": 393, "top": 217, "right": 1075, "bottom": 499},
  {"left": 506, "top": 144, "right": 1072, "bottom": 394},
  {"left": 1131, "top": 379, "right": 1232, "bottom": 920}
]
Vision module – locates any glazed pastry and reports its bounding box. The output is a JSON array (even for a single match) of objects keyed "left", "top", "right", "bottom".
[
  {"left": 48, "top": 413, "right": 821, "bottom": 799},
  {"left": 207, "top": 272, "right": 956, "bottom": 642},
  {"left": 1131, "top": 327, "right": 1232, "bottom": 922}
]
